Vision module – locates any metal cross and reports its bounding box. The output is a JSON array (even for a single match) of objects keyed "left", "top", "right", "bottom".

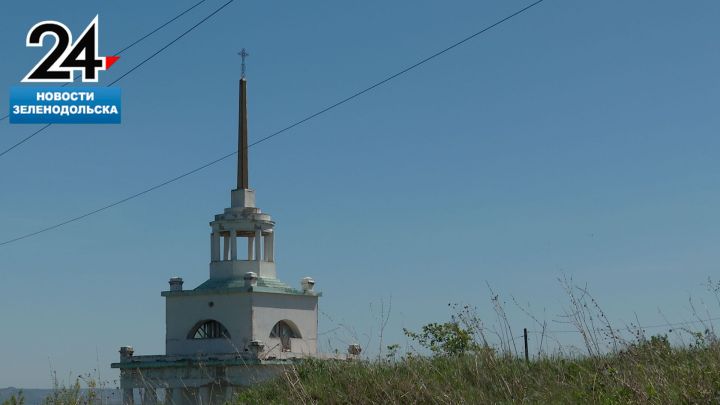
[{"left": 238, "top": 48, "right": 249, "bottom": 78}]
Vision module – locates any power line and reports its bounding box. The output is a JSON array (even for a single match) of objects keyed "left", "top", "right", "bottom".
[
  {"left": 0, "top": 124, "right": 52, "bottom": 159},
  {"left": 106, "top": 0, "right": 233, "bottom": 87},
  {"left": 0, "top": 152, "right": 236, "bottom": 247},
  {"left": 0, "top": 0, "right": 225, "bottom": 154},
  {"left": 115, "top": 0, "right": 211, "bottom": 56},
  {"left": 0, "top": 0, "right": 546, "bottom": 247},
  {"left": 246, "top": 0, "right": 546, "bottom": 149}
]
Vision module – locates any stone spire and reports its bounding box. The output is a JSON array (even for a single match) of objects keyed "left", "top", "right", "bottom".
[{"left": 237, "top": 49, "right": 249, "bottom": 190}]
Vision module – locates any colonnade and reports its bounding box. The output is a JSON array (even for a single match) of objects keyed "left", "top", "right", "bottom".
[
  {"left": 210, "top": 227, "right": 274, "bottom": 263},
  {"left": 123, "top": 385, "right": 235, "bottom": 405}
]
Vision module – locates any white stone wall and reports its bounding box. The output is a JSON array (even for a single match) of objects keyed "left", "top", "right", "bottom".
[
  {"left": 166, "top": 293, "right": 252, "bottom": 355},
  {"left": 209, "top": 260, "right": 276, "bottom": 279},
  {"left": 166, "top": 291, "right": 319, "bottom": 357},
  {"left": 251, "top": 293, "right": 318, "bottom": 356}
]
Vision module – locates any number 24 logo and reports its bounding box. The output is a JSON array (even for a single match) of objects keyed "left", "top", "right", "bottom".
[{"left": 22, "top": 15, "right": 119, "bottom": 83}]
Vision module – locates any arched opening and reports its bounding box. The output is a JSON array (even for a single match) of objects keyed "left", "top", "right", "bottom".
[
  {"left": 270, "top": 320, "right": 301, "bottom": 352},
  {"left": 187, "top": 320, "right": 231, "bottom": 339}
]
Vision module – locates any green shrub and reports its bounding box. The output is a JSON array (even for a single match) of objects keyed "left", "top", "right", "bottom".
[{"left": 403, "top": 321, "right": 476, "bottom": 356}]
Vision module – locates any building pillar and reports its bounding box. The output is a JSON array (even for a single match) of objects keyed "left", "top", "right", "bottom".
[
  {"left": 183, "top": 388, "right": 197, "bottom": 404},
  {"left": 158, "top": 388, "right": 167, "bottom": 404},
  {"left": 142, "top": 387, "right": 158, "bottom": 405},
  {"left": 223, "top": 235, "right": 230, "bottom": 261},
  {"left": 263, "top": 233, "right": 269, "bottom": 261},
  {"left": 255, "top": 228, "right": 262, "bottom": 262},
  {"left": 267, "top": 231, "right": 274, "bottom": 262},
  {"left": 230, "top": 230, "right": 238, "bottom": 261},
  {"left": 247, "top": 237, "right": 254, "bottom": 260},
  {"left": 198, "top": 386, "right": 211, "bottom": 405},
  {"left": 211, "top": 231, "right": 220, "bottom": 262},
  {"left": 170, "top": 387, "right": 188, "bottom": 405},
  {"left": 122, "top": 388, "right": 134, "bottom": 405},
  {"left": 225, "top": 386, "right": 235, "bottom": 403}
]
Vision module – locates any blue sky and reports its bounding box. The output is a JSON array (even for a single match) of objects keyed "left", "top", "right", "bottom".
[{"left": 2, "top": 0, "right": 720, "bottom": 388}]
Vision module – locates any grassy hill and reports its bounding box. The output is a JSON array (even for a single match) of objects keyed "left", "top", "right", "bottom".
[
  {"left": 7, "top": 342, "right": 719, "bottom": 405},
  {"left": 237, "top": 283, "right": 720, "bottom": 404},
  {"left": 236, "top": 339, "right": 720, "bottom": 404}
]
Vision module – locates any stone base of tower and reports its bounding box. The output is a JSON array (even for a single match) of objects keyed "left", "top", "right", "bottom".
[{"left": 111, "top": 351, "right": 347, "bottom": 405}]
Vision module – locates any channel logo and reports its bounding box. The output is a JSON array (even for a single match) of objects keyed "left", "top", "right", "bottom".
[{"left": 9, "top": 15, "right": 122, "bottom": 124}]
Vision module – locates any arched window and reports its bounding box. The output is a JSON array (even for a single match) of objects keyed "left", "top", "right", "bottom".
[
  {"left": 270, "top": 320, "right": 300, "bottom": 352},
  {"left": 270, "top": 320, "right": 301, "bottom": 339},
  {"left": 187, "top": 320, "right": 231, "bottom": 339}
]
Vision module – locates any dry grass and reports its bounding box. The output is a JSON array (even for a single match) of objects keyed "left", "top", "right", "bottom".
[
  {"left": 236, "top": 278, "right": 720, "bottom": 404},
  {"left": 235, "top": 337, "right": 720, "bottom": 404}
]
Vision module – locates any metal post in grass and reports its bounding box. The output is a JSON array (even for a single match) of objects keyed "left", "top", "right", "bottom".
[{"left": 523, "top": 328, "right": 529, "bottom": 363}]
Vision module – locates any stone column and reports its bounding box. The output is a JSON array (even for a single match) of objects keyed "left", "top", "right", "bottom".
[
  {"left": 142, "top": 387, "right": 158, "bottom": 405},
  {"left": 255, "top": 228, "right": 262, "bottom": 262},
  {"left": 119, "top": 347, "right": 135, "bottom": 405},
  {"left": 184, "top": 388, "right": 198, "bottom": 405},
  {"left": 170, "top": 387, "right": 187, "bottom": 405},
  {"left": 223, "top": 235, "right": 230, "bottom": 261},
  {"left": 198, "top": 386, "right": 211, "bottom": 405},
  {"left": 267, "top": 232, "right": 274, "bottom": 262},
  {"left": 230, "top": 230, "right": 238, "bottom": 261},
  {"left": 122, "top": 388, "right": 134, "bottom": 405},
  {"left": 211, "top": 230, "right": 220, "bottom": 262},
  {"left": 263, "top": 234, "right": 269, "bottom": 261},
  {"left": 225, "top": 386, "right": 235, "bottom": 403},
  {"left": 246, "top": 237, "right": 253, "bottom": 260},
  {"left": 158, "top": 388, "right": 167, "bottom": 404}
]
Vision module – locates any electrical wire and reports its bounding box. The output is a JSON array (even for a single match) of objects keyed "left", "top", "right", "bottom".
[
  {"left": 247, "top": 0, "right": 546, "bottom": 149},
  {"left": 0, "top": 151, "right": 236, "bottom": 247},
  {"left": 116, "top": 0, "right": 211, "bottom": 56},
  {"left": 0, "top": 0, "right": 546, "bottom": 247},
  {"left": 106, "top": 0, "right": 233, "bottom": 87}
]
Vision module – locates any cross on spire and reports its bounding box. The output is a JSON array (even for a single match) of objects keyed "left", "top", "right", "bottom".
[{"left": 238, "top": 48, "right": 249, "bottom": 79}]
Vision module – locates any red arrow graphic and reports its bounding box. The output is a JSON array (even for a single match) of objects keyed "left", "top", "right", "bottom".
[{"left": 105, "top": 56, "right": 120, "bottom": 70}]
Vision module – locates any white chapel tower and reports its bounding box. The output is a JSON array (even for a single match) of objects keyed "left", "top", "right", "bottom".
[
  {"left": 112, "top": 62, "right": 331, "bottom": 404},
  {"left": 164, "top": 73, "right": 319, "bottom": 358}
]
